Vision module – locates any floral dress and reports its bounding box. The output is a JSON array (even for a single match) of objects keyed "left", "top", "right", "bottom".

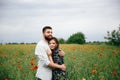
[{"left": 52, "top": 49, "right": 66, "bottom": 80}]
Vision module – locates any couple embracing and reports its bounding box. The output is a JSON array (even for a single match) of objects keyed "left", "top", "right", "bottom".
[{"left": 35, "top": 26, "right": 66, "bottom": 80}]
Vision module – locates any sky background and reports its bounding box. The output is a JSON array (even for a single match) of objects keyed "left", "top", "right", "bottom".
[{"left": 0, "top": 0, "right": 120, "bottom": 43}]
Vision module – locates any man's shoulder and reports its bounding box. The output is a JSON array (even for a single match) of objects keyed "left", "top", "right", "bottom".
[
  {"left": 36, "top": 40, "right": 47, "bottom": 47},
  {"left": 37, "top": 40, "right": 44, "bottom": 44}
]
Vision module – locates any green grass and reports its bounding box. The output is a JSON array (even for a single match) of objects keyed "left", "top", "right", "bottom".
[{"left": 0, "top": 44, "right": 120, "bottom": 80}]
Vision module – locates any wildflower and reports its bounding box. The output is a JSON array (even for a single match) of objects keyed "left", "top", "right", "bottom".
[
  {"left": 81, "top": 77, "right": 86, "bottom": 80},
  {"left": 116, "top": 48, "right": 119, "bottom": 51},
  {"left": 72, "top": 47, "right": 76, "bottom": 51},
  {"left": 31, "top": 56, "right": 36, "bottom": 60},
  {"left": 4, "top": 77, "right": 9, "bottom": 80},
  {"left": 99, "top": 77, "right": 103, "bottom": 80},
  {"left": 18, "top": 65, "right": 22, "bottom": 69},
  {"left": 73, "top": 56, "right": 76, "bottom": 60},
  {"left": 112, "top": 71, "right": 117, "bottom": 76},
  {"left": 101, "top": 48, "right": 104, "bottom": 51},
  {"left": 98, "top": 54, "right": 103, "bottom": 58},
  {"left": 94, "top": 64, "right": 97, "bottom": 67},
  {"left": 112, "top": 51, "right": 115, "bottom": 55},
  {"left": 92, "top": 69, "right": 97, "bottom": 74},
  {"left": 30, "top": 66, "right": 38, "bottom": 70},
  {"left": 30, "top": 61, "right": 35, "bottom": 66}
]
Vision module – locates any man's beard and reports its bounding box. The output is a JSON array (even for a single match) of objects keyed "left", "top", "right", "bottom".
[{"left": 45, "top": 36, "right": 52, "bottom": 41}]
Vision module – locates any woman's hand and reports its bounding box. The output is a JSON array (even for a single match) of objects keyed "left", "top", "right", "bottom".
[
  {"left": 60, "top": 64, "right": 66, "bottom": 71},
  {"left": 59, "top": 50, "right": 65, "bottom": 56}
]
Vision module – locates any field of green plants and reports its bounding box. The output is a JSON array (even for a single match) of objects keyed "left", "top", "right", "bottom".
[{"left": 0, "top": 44, "right": 120, "bottom": 80}]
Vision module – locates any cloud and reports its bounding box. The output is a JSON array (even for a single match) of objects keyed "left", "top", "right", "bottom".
[{"left": 0, "top": 0, "right": 120, "bottom": 43}]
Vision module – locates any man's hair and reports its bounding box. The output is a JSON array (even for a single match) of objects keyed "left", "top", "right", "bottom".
[{"left": 42, "top": 26, "right": 52, "bottom": 33}]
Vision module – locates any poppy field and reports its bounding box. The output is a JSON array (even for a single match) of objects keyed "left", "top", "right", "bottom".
[{"left": 0, "top": 44, "right": 120, "bottom": 80}]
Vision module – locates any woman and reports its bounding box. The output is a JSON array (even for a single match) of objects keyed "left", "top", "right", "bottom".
[{"left": 48, "top": 37, "right": 66, "bottom": 80}]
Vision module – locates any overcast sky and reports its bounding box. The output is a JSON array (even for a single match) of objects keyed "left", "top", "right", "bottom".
[{"left": 0, "top": 0, "right": 120, "bottom": 43}]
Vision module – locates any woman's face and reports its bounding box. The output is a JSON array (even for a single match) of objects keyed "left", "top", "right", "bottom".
[{"left": 49, "top": 39, "right": 57, "bottom": 50}]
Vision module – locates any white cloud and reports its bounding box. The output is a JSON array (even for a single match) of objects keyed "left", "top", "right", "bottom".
[{"left": 0, "top": 0, "right": 120, "bottom": 43}]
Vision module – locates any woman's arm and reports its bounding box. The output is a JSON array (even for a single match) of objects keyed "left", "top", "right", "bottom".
[
  {"left": 48, "top": 55, "right": 54, "bottom": 63},
  {"left": 47, "top": 50, "right": 66, "bottom": 71}
]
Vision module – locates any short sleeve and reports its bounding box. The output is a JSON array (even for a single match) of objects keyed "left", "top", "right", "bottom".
[{"left": 35, "top": 43, "right": 50, "bottom": 66}]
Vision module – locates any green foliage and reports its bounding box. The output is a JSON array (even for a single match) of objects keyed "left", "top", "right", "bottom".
[
  {"left": 59, "top": 38, "right": 65, "bottom": 44},
  {"left": 63, "top": 44, "right": 120, "bottom": 80},
  {"left": 67, "top": 32, "right": 86, "bottom": 44},
  {"left": 104, "top": 27, "right": 120, "bottom": 46},
  {"left": 0, "top": 44, "right": 120, "bottom": 80}
]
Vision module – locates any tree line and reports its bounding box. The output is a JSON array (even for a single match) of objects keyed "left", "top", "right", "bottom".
[
  {"left": 59, "top": 25, "right": 120, "bottom": 46},
  {"left": 1, "top": 25, "right": 120, "bottom": 46}
]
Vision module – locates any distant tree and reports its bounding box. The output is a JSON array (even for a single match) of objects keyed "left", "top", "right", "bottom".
[
  {"left": 7, "top": 42, "right": 19, "bottom": 45},
  {"left": 20, "top": 42, "right": 25, "bottom": 44},
  {"left": 104, "top": 26, "right": 120, "bottom": 46},
  {"left": 67, "top": 32, "right": 86, "bottom": 44},
  {"left": 59, "top": 38, "right": 65, "bottom": 44}
]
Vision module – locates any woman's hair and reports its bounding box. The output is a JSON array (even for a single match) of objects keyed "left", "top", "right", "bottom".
[{"left": 49, "top": 37, "right": 59, "bottom": 50}]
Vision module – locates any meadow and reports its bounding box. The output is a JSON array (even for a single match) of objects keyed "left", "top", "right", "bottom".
[{"left": 0, "top": 44, "right": 120, "bottom": 80}]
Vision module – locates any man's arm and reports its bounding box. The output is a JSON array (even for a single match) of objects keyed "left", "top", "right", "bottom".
[
  {"left": 35, "top": 44, "right": 66, "bottom": 71},
  {"left": 48, "top": 62, "right": 66, "bottom": 71}
]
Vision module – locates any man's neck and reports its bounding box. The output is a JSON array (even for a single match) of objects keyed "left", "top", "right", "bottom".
[{"left": 43, "top": 38, "right": 48, "bottom": 43}]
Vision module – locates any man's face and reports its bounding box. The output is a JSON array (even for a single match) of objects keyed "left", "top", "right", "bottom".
[{"left": 43, "top": 29, "right": 52, "bottom": 41}]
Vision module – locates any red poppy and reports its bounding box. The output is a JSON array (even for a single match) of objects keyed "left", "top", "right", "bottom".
[
  {"left": 112, "top": 51, "right": 115, "bottom": 54},
  {"left": 112, "top": 71, "right": 117, "bottom": 76},
  {"left": 18, "top": 65, "right": 22, "bottom": 69},
  {"left": 30, "top": 66, "right": 38, "bottom": 70},
  {"left": 30, "top": 61, "right": 35, "bottom": 66},
  {"left": 4, "top": 77, "right": 9, "bottom": 80},
  {"left": 91, "top": 69, "right": 97, "bottom": 74},
  {"left": 72, "top": 47, "right": 76, "bottom": 51}
]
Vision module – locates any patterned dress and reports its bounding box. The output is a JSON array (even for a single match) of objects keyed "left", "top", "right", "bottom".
[{"left": 52, "top": 49, "right": 66, "bottom": 80}]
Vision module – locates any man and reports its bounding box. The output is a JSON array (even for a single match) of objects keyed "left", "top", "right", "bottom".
[{"left": 35, "top": 26, "right": 66, "bottom": 80}]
